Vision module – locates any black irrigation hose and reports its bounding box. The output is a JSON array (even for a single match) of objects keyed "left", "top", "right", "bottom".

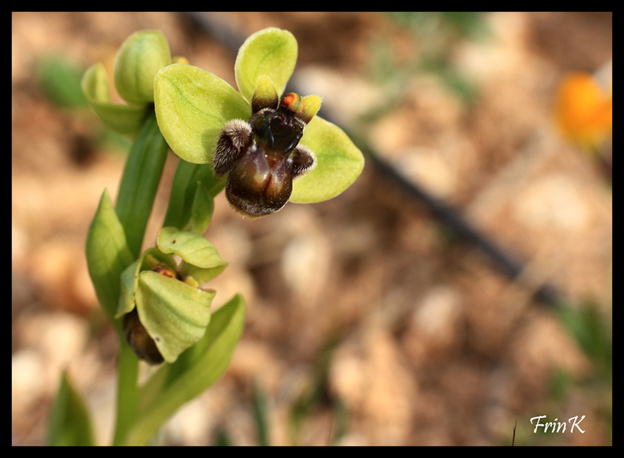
[{"left": 179, "top": 11, "right": 564, "bottom": 308}]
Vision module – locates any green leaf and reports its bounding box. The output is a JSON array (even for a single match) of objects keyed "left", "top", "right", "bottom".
[
  {"left": 291, "top": 116, "right": 365, "bottom": 203},
  {"left": 128, "top": 293, "right": 246, "bottom": 445},
  {"left": 114, "top": 111, "right": 170, "bottom": 258},
  {"left": 85, "top": 189, "right": 134, "bottom": 326},
  {"left": 154, "top": 63, "right": 250, "bottom": 164},
  {"left": 48, "top": 370, "right": 96, "bottom": 446},
  {"left": 114, "top": 30, "right": 171, "bottom": 105},
  {"left": 162, "top": 160, "right": 202, "bottom": 230},
  {"left": 135, "top": 271, "right": 215, "bottom": 363},
  {"left": 81, "top": 63, "right": 150, "bottom": 135},
  {"left": 235, "top": 27, "right": 298, "bottom": 102},
  {"left": 157, "top": 227, "right": 227, "bottom": 270},
  {"left": 190, "top": 182, "right": 214, "bottom": 235}
]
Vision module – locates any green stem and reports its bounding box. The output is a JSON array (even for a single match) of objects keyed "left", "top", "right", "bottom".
[
  {"left": 123, "top": 294, "right": 245, "bottom": 445},
  {"left": 110, "top": 110, "right": 169, "bottom": 444},
  {"left": 115, "top": 110, "right": 169, "bottom": 258},
  {"left": 112, "top": 341, "right": 140, "bottom": 445},
  {"left": 163, "top": 160, "right": 225, "bottom": 230}
]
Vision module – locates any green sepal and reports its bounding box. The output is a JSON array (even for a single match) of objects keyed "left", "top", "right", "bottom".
[
  {"left": 157, "top": 226, "right": 227, "bottom": 271},
  {"left": 81, "top": 63, "right": 150, "bottom": 136},
  {"left": 235, "top": 27, "right": 298, "bottom": 102},
  {"left": 85, "top": 189, "right": 134, "bottom": 327},
  {"left": 48, "top": 370, "right": 96, "bottom": 446},
  {"left": 135, "top": 271, "right": 214, "bottom": 363},
  {"left": 291, "top": 116, "right": 365, "bottom": 203},
  {"left": 154, "top": 63, "right": 250, "bottom": 164},
  {"left": 128, "top": 293, "right": 246, "bottom": 446},
  {"left": 114, "top": 30, "right": 171, "bottom": 105}
]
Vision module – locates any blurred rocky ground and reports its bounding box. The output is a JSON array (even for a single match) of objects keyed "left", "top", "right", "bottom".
[{"left": 12, "top": 12, "right": 611, "bottom": 445}]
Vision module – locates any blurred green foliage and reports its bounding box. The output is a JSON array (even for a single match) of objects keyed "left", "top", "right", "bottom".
[
  {"left": 252, "top": 380, "right": 270, "bottom": 446},
  {"left": 212, "top": 333, "right": 348, "bottom": 446},
  {"left": 386, "top": 12, "right": 490, "bottom": 40},
  {"left": 524, "top": 300, "right": 612, "bottom": 445},
  {"left": 288, "top": 334, "right": 346, "bottom": 445},
  {"left": 558, "top": 301, "right": 612, "bottom": 379},
  {"left": 36, "top": 55, "right": 88, "bottom": 108},
  {"left": 364, "top": 12, "right": 490, "bottom": 117},
  {"left": 48, "top": 371, "right": 96, "bottom": 446},
  {"left": 34, "top": 53, "right": 132, "bottom": 158}
]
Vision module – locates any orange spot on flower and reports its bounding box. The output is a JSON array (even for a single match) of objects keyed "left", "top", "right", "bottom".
[
  {"left": 281, "top": 93, "right": 296, "bottom": 107},
  {"left": 152, "top": 263, "right": 176, "bottom": 278},
  {"left": 280, "top": 92, "right": 303, "bottom": 114}
]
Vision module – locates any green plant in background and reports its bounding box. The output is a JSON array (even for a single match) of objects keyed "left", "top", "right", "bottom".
[
  {"left": 36, "top": 55, "right": 88, "bottom": 109},
  {"left": 510, "top": 299, "right": 612, "bottom": 446},
  {"left": 49, "top": 28, "right": 363, "bottom": 446},
  {"left": 553, "top": 301, "right": 611, "bottom": 444},
  {"left": 363, "top": 12, "right": 490, "bottom": 120}
]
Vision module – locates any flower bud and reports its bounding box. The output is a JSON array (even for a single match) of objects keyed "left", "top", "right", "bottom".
[{"left": 114, "top": 30, "right": 172, "bottom": 105}]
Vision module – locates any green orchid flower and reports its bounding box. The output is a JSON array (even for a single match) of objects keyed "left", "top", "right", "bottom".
[
  {"left": 115, "top": 228, "right": 228, "bottom": 365},
  {"left": 154, "top": 27, "right": 364, "bottom": 217}
]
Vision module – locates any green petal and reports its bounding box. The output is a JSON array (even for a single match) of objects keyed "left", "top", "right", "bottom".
[
  {"left": 251, "top": 74, "right": 279, "bottom": 113},
  {"left": 114, "top": 30, "right": 171, "bottom": 105},
  {"left": 235, "top": 27, "right": 298, "bottom": 102},
  {"left": 82, "top": 63, "right": 149, "bottom": 135},
  {"left": 116, "top": 248, "right": 177, "bottom": 318},
  {"left": 136, "top": 271, "right": 214, "bottom": 363},
  {"left": 154, "top": 64, "right": 250, "bottom": 164},
  {"left": 291, "top": 116, "right": 365, "bottom": 203}
]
